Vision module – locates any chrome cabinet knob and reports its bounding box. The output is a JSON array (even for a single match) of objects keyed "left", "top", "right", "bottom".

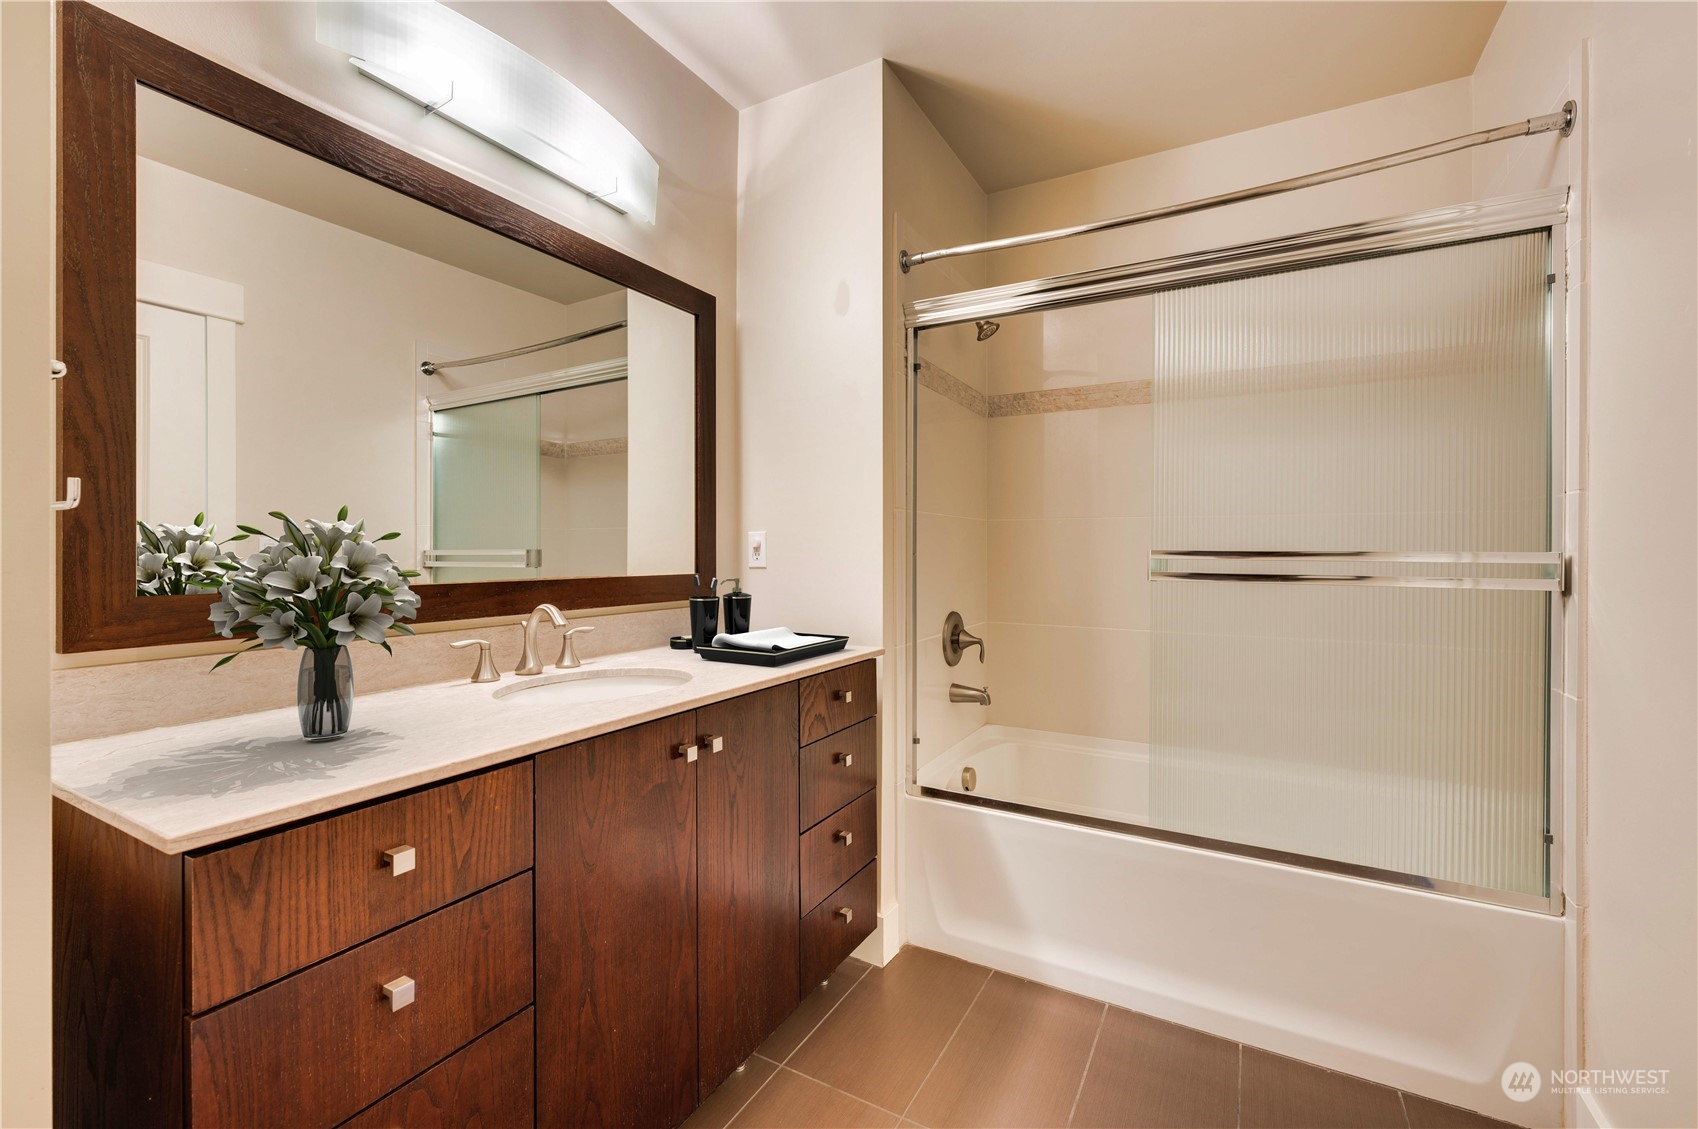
[
  {"left": 834, "top": 830, "right": 853, "bottom": 847},
  {"left": 835, "top": 689, "right": 854, "bottom": 704},
  {"left": 382, "top": 975, "right": 415, "bottom": 1011},
  {"left": 383, "top": 845, "right": 416, "bottom": 876},
  {"left": 835, "top": 907, "right": 854, "bottom": 924},
  {"left": 676, "top": 743, "right": 699, "bottom": 763},
  {"left": 834, "top": 751, "right": 854, "bottom": 768},
  {"left": 702, "top": 735, "right": 724, "bottom": 754}
]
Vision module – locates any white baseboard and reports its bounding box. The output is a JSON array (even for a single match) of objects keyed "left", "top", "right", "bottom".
[{"left": 850, "top": 902, "right": 900, "bottom": 967}]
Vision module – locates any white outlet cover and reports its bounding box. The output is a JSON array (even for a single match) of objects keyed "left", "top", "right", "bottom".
[{"left": 748, "top": 530, "right": 767, "bottom": 568}]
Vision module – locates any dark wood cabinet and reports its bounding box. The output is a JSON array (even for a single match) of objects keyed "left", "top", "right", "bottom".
[
  {"left": 695, "top": 685, "right": 801, "bottom": 1098},
  {"left": 56, "top": 658, "right": 878, "bottom": 1129},
  {"left": 535, "top": 714, "right": 701, "bottom": 1129}
]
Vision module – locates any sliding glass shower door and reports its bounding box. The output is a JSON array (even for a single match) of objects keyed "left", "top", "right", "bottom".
[{"left": 1147, "top": 232, "right": 1556, "bottom": 899}]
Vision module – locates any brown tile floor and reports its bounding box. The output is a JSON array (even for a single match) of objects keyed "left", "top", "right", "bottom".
[{"left": 684, "top": 947, "right": 1525, "bottom": 1129}]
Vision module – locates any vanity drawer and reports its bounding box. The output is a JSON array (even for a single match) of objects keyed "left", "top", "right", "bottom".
[
  {"left": 800, "top": 861, "right": 877, "bottom": 991},
  {"left": 341, "top": 1007, "right": 535, "bottom": 1128},
  {"left": 798, "top": 660, "right": 877, "bottom": 745},
  {"left": 800, "top": 718, "right": 877, "bottom": 830},
  {"left": 800, "top": 792, "right": 877, "bottom": 916},
  {"left": 188, "top": 874, "right": 534, "bottom": 1129},
  {"left": 186, "top": 761, "right": 533, "bottom": 1011}
]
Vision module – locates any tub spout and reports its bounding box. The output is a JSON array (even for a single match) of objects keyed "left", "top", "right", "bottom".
[{"left": 950, "top": 683, "right": 992, "bottom": 705}]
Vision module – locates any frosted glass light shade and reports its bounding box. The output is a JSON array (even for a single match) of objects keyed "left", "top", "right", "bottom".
[{"left": 317, "top": 1, "right": 660, "bottom": 223}]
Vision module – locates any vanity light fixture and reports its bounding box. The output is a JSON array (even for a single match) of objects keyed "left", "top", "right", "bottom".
[{"left": 316, "top": 1, "right": 660, "bottom": 223}]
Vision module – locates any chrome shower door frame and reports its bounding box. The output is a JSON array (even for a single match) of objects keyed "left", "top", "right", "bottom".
[{"left": 902, "top": 187, "right": 1571, "bottom": 915}]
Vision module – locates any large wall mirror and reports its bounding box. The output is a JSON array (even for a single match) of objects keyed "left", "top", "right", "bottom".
[{"left": 58, "top": 3, "right": 715, "bottom": 652}]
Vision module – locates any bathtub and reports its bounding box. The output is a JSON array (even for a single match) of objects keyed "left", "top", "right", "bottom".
[{"left": 903, "top": 725, "right": 1564, "bottom": 1127}]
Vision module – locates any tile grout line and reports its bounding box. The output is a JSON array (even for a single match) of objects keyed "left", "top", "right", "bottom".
[
  {"left": 715, "top": 1056, "right": 782, "bottom": 1129},
  {"left": 1064, "top": 1002, "right": 1109, "bottom": 1128},
  {"left": 773, "top": 1062, "right": 910, "bottom": 1126},
  {"left": 897, "top": 969, "right": 994, "bottom": 1125},
  {"left": 774, "top": 966, "right": 871, "bottom": 1067}
]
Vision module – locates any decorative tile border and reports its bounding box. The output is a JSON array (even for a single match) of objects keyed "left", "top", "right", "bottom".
[
  {"left": 918, "top": 357, "right": 1152, "bottom": 418},
  {"left": 989, "top": 379, "right": 1151, "bottom": 417},
  {"left": 541, "top": 437, "right": 629, "bottom": 459},
  {"left": 918, "top": 358, "right": 988, "bottom": 416}
]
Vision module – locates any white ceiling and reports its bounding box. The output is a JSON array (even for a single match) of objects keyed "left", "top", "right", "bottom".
[{"left": 613, "top": 1, "right": 1504, "bottom": 193}]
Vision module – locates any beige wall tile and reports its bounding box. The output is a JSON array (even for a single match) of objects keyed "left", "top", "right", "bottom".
[
  {"left": 988, "top": 406, "right": 1151, "bottom": 522},
  {"left": 916, "top": 627, "right": 989, "bottom": 765},
  {"left": 988, "top": 296, "right": 1153, "bottom": 397},
  {"left": 917, "top": 512, "right": 988, "bottom": 638},
  {"left": 989, "top": 517, "right": 1151, "bottom": 631},
  {"left": 917, "top": 386, "right": 988, "bottom": 520},
  {"left": 987, "top": 623, "right": 1149, "bottom": 743}
]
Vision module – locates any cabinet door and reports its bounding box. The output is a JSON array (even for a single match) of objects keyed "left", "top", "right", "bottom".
[
  {"left": 535, "top": 714, "right": 699, "bottom": 1129},
  {"left": 696, "top": 684, "right": 801, "bottom": 1097}
]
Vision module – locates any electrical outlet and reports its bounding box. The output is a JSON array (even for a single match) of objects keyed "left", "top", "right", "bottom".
[{"left": 747, "top": 531, "right": 767, "bottom": 569}]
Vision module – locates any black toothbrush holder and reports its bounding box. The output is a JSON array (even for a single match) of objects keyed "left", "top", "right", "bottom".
[{"left": 689, "top": 596, "right": 719, "bottom": 649}]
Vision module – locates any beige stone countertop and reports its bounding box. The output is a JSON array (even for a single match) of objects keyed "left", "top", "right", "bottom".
[{"left": 53, "top": 644, "right": 881, "bottom": 855}]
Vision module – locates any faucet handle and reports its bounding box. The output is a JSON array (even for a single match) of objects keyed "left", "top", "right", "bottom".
[
  {"left": 555, "top": 625, "right": 596, "bottom": 669},
  {"left": 450, "top": 639, "right": 500, "bottom": 683}
]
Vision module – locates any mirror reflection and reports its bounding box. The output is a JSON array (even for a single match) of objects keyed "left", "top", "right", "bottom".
[{"left": 133, "top": 87, "right": 696, "bottom": 590}]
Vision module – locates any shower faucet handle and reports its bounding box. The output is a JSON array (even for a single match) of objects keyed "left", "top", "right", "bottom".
[{"left": 942, "top": 611, "right": 985, "bottom": 666}]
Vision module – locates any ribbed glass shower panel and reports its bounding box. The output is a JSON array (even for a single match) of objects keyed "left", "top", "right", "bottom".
[{"left": 1150, "top": 232, "right": 1552, "bottom": 897}]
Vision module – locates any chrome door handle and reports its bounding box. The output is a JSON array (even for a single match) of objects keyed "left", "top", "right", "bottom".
[
  {"left": 382, "top": 845, "right": 416, "bottom": 875},
  {"left": 676, "top": 743, "right": 699, "bottom": 763},
  {"left": 835, "top": 907, "right": 853, "bottom": 924},
  {"left": 834, "top": 830, "right": 853, "bottom": 847},
  {"left": 834, "top": 751, "right": 854, "bottom": 768},
  {"left": 835, "top": 689, "right": 854, "bottom": 703},
  {"left": 702, "top": 735, "right": 724, "bottom": 754},
  {"left": 382, "top": 975, "right": 415, "bottom": 1011}
]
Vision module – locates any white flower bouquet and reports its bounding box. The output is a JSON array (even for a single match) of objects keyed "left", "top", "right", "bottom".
[
  {"left": 136, "top": 514, "right": 244, "bottom": 596},
  {"left": 208, "top": 506, "right": 420, "bottom": 666}
]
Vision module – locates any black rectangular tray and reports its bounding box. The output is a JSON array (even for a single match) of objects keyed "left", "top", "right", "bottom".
[{"left": 694, "top": 633, "right": 849, "bottom": 666}]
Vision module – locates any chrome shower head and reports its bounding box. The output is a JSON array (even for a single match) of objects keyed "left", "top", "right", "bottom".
[{"left": 975, "top": 319, "right": 1000, "bottom": 341}]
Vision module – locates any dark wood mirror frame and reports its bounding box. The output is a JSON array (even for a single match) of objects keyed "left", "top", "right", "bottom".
[{"left": 56, "top": 1, "right": 715, "bottom": 653}]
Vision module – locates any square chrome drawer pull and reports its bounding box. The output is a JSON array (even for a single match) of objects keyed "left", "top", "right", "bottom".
[
  {"left": 835, "top": 830, "right": 853, "bottom": 847},
  {"left": 703, "top": 735, "right": 724, "bottom": 754},
  {"left": 835, "top": 907, "right": 853, "bottom": 924},
  {"left": 382, "top": 975, "right": 415, "bottom": 1011},
  {"left": 382, "top": 845, "right": 416, "bottom": 876},
  {"left": 834, "top": 751, "right": 853, "bottom": 768},
  {"left": 835, "top": 690, "right": 853, "bottom": 704},
  {"left": 676, "top": 743, "right": 699, "bottom": 763}
]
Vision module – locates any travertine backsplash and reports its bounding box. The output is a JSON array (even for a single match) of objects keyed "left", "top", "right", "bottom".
[{"left": 52, "top": 606, "right": 688, "bottom": 743}]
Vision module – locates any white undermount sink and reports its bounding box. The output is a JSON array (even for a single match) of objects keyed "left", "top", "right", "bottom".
[{"left": 491, "top": 668, "right": 692, "bottom": 705}]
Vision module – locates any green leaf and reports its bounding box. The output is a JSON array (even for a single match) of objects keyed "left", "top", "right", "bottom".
[
  {"left": 375, "top": 531, "right": 400, "bottom": 541},
  {"left": 337, "top": 504, "right": 350, "bottom": 521},
  {"left": 193, "top": 512, "right": 206, "bottom": 525},
  {"left": 379, "top": 640, "right": 394, "bottom": 655}
]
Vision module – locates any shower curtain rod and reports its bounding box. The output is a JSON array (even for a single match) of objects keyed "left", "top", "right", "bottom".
[
  {"left": 420, "top": 320, "right": 627, "bottom": 376},
  {"left": 899, "top": 102, "right": 1576, "bottom": 272}
]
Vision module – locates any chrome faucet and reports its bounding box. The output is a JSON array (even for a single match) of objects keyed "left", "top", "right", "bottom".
[
  {"left": 949, "top": 683, "right": 992, "bottom": 705},
  {"left": 516, "top": 603, "right": 566, "bottom": 675}
]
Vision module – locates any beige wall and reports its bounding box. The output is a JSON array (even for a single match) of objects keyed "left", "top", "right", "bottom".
[
  {"left": 737, "top": 61, "right": 886, "bottom": 644},
  {"left": 1472, "top": 5, "right": 1698, "bottom": 1127},
  {"left": 0, "top": 2, "right": 55, "bottom": 1121},
  {"left": 973, "top": 79, "right": 1473, "bottom": 745}
]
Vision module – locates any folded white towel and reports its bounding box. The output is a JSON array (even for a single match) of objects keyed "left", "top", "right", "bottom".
[{"left": 711, "top": 627, "right": 834, "bottom": 652}]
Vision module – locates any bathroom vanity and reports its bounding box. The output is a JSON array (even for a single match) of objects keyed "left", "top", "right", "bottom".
[{"left": 52, "top": 650, "right": 880, "bottom": 1127}]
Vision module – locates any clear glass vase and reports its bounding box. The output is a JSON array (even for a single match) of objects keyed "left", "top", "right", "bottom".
[{"left": 297, "top": 645, "right": 353, "bottom": 742}]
